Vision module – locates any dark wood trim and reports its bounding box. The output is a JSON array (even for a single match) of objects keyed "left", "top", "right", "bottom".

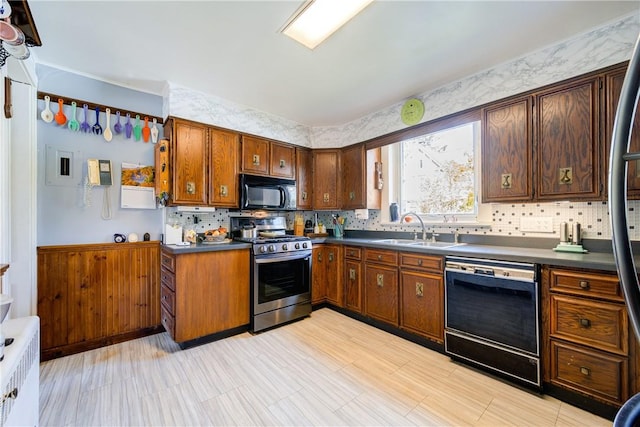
[
  {"left": 40, "top": 325, "right": 164, "bottom": 361},
  {"left": 37, "top": 240, "right": 161, "bottom": 252},
  {"left": 37, "top": 91, "right": 164, "bottom": 124}
]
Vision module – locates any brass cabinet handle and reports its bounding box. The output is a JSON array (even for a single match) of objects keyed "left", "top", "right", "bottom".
[
  {"left": 317, "top": 253, "right": 322, "bottom": 262},
  {"left": 580, "top": 366, "right": 591, "bottom": 376},
  {"left": 328, "top": 252, "right": 334, "bottom": 262},
  {"left": 186, "top": 181, "right": 195, "bottom": 194},
  {"left": 579, "top": 280, "right": 590, "bottom": 290},
  {"left": 501, "top": 173, "right": 512, "bottom": 189},
  {"left": 302, "top": 191, "right": 308, "bottom": 201},
  {"left": 417, "top": 259, "right": 423, "bottom": 266},
  {"left": 377, "top": 255, "right": 382, "bottom": 261},
  {"left": 349, "top": 191, "right": 355, "bottom": 200},
  {"left": 376, "top": 273, "right": 384, "bottom": 287},
  {"left": 416, "top": 282, "right": 424, "bottom": 297},
  {"left": 579, "top": 318, "right": 591, "bottom": 328},
  {"left": 252, "top": 154, "right": 260, "bottom": 165},
  {"left": 559, "top": 167, "right": 573, "bottom": 184},
  {"left": 279, "top": 159, "right": 286, "bottom": 168},
  {"left": 349, "top": 268, "right": 356, "bottom": 280},
  {"left": 220, "top": 185, "right": 228, "bottom": 197}
]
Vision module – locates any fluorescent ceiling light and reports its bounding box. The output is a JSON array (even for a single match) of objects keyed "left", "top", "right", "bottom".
[{"left": 281, "top": 0, "right": 374, "bottom": 50}]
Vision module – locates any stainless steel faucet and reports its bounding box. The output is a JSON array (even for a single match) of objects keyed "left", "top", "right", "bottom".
[{"left": 400, "top": 212, "right": 427, "bottom": 240}]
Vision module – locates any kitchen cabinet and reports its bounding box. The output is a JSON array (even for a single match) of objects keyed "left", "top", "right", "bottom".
[
  {"left": 344, "top": 246, "right": 363, "bottom": 313},
  {"left": 543, "top": 266, "right": 631, "bottom": 407},
  {"left": 160, "top": 248, "right": 250, "bottom": 343},
  {"left": 364, "top": 248, "right": 399, "bottom": 326},
  {"left": 340, "top": 144, "right": 382, "bottom": 210},
  {"left": 605, "top": 63, "right": 640, "bottom": 199},
  {"left": 311, "top": 244, "right": 342, "bottom": 306},
  {"left": 536, "top": 76, "right": 602, "bottom": 200},
  {"left": 296, "top": 147, "right": 313, "bottom": 210},
  {"left": 164, "top": 117, "right": 209, "bottom": 205},
  {"left": 312, "top": 149, "right": 341, "bottom": 210},
  {"left": 209, "top": 127, "right": 240, "bottom": 207},
  {"left": 481, "top": 73, "right": 603, "bottom": 202},
  {"left": 399, "top": 252, "right": 444, "bottom": 343},
  {"left": 241, "top": 135, "right": 295, "bottom": 179},
  {"left": 482, "top": 96, "right": 533, "bottom": 202}
]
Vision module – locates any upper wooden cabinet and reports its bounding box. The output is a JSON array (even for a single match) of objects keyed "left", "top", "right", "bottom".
[
  {"left": 482, "top": 74, "right": 603, "bottom": 202},
  {"left": 312, "top": 149, "right": 341, "bottom": 210},
  {"left": 241, "top": 136, "right": 296, "bottom": 179},
  {"left": 536, "top": 76, "right": 601, "bottom": 201},
  {"left": 296, "top": 147, "right": 313, "bottom": 210},
  {"left": 209, "top": 128, "right": 240, "bottom": 207},
  {"left": 605, "top": 64, "right": 640, "bottom": 199},
  {"left": 163, "top": 117, "right": 241, "bottom": 208},
  {"left": 241, "top": 135, "right": 270, "bottom": 175},
  {"left": 164, "top": 118, "right": 208, "bottom": 205},
  {"left": 482, "top": 97, "right": 533, "bottom": 202},
  {"left": 341, "top": 144, "right": 366, "bottom": 209}
]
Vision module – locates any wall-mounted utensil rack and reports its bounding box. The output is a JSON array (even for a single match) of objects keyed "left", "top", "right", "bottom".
[{"left": 36, "top": 91, "right": 164, "bottom": 124}]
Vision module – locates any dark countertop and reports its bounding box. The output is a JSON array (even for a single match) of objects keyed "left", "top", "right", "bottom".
[{"left": 160, "top": 234, "right": 630, "bottom": 272}]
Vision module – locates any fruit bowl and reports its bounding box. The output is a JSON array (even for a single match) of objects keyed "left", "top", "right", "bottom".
[{"left": 204, "top": 234, "right": 227, "bottom": 243}]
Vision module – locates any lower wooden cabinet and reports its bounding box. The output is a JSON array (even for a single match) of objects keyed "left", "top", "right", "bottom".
[
  {"left": 312, "top": 244, "right": 342, "bottom": 306},
  {"left": 364, "top": 249, "right": 399, "bottom": 326},
  {"left": 344, "top": 246, "right": 363, "bottom": 313},
  {"left": 543, "top": 265, "right": 634, "bottom": 407},
  {"left": 160, "top": 248, "right": 250, "bottom": 343}
]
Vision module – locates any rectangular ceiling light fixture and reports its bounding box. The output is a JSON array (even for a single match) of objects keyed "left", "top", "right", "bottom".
[{"left": 280, "top": 0, "right": 374, "bottom": 50}]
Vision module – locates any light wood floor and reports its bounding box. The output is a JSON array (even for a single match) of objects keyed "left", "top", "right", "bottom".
[{"left": 39, "top": 308, "right": 612, "bottom": 426}]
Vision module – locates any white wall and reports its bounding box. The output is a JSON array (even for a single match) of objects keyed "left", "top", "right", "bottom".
[{"left": 36, "top": 65, "right": 165, "bottom": 245}]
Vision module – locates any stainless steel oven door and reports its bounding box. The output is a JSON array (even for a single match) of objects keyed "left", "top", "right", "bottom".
[{"left": 253, "top": 250, "right": 311, "bottom": 315}]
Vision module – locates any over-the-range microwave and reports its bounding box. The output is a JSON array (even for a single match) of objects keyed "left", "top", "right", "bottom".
[{"left": 240, "top": 174, "right": 296, "bottom": 211}]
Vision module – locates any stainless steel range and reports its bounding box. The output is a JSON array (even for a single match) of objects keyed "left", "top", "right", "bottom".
[{"left": 231, "top": 216, "right": 312, "bottom": 332}]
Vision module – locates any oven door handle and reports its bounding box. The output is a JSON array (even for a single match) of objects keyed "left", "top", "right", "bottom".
[{"left": 255, "top": 251, "right": 311, "bottom": 264}]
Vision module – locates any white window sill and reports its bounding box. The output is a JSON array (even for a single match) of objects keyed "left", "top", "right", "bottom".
[{"left": 379, "top": 221, "right": 492, "bottom": 228}]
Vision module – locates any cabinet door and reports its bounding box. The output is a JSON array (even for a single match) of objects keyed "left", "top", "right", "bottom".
[
  {"left": 170, "top": 119, "right": 208, "bottom": 205},
  {"left": 296, "top": 147, "right": 313, "bottom": 210},
  {"left": 325, "top": 245, "right": 343, "bottom": 306},
  {"left": 312, "top": 150, "right": 340, "bottom": 210},
  {"left": 482, "top": 97, "right": 533, "bottom": 202},
  {"left": 312, "top": 246, "right": 327, "bottom": 304},
  {"left": 241, "top": 135, "right": 270, "bottom": 175},
  {"left": 209, "top": 128, "right": 240, "bottom": 207},
  {"left": 365, "top": 263, "right": 398, "bottom": 326},
  {"left": 536, "top": 77, "right": 602, "bottom": 200},
  {"left": 270, "top": 141, "right": 295, "bottom": 179},
  {"left": 400, "top": 270, "right": 443, "bottom": 342},
  {"left": 341, "top": 144, "right": 366, "bottom": 209},
  {"left": 344, "top": 259, "right": 362, "bottom": 313},
  {"left": 606, "top": 66, "right": 640, "bottom": 198}
]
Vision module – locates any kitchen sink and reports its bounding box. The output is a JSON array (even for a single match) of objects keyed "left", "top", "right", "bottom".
[{"left": 371, "top": 239, "right": 462, "bottom": 248}]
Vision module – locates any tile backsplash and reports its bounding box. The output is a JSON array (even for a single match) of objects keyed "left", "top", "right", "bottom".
[{"left": 165, "top": 200, "right": 640, "bottom": 242}]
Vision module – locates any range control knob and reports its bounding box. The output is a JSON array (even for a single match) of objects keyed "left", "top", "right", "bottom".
[
  {"left": 295, "top": 242, "right": 301, "bottom": 249},
  {"left": 268, "top": 244, "right": 276, "bottom": 252},
  {"left": 282, "top": 244, "right": 288, "bottom": 251},
  {"left": 302, "top": 242, "right": 308, "bottom": 249},
  {"left": 259, "top": 246, "right": 267, "bottom": 253}
]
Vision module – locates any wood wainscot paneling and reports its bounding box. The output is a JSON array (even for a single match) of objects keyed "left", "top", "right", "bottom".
[{"left": 37, "top": 241, "right": 162, "bottom": 361}]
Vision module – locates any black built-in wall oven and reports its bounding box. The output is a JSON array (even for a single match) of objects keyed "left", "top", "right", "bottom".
[{"left": 445, "top": 256, "right": 541, "bottom": 388}]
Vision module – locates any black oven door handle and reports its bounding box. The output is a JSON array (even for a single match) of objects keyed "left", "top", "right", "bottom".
[{"left": 255, "top": 252, "right": 311, "bottom": 264}]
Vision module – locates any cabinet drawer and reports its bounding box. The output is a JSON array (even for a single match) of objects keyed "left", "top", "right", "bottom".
[
  {"left": 550, "top": 340, "right": 628, "bottom": 405},
  {"left": 399, "top": 252, "right": 443, "bottom": 272},
  {"left": 344, "top": 246, "right": 362, "bottom": 260},
  {"left": 550, "top": 294, "right": 628, "bottom": 355},
  {"left": 161, "top": 304, "right": 175, "bottom": 339},
  {"left": 161, "top": 251, "right": 176, "bottom": 273},
  {"left": 161, "top": 283, "right": 175, "bottom": 313},
  {"left": 160, "top": 267, "right": 176, "bottom": 291},
  {"left": 550, "top": 269, "right": 622, "bottom": 301},
  {"left": 365, "top": 249, "right": 398, "bottom": 266}
]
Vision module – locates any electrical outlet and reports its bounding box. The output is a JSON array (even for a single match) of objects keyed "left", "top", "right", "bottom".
[{"left": 520, "top": 216, "right": 554, "bottom": 233}]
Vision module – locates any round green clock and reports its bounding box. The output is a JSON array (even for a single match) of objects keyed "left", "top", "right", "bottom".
[{"left": 400, "top": 98, "right": 425, "bottom": 126}]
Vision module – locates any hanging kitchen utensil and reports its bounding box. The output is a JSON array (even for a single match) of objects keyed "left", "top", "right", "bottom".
[
  {"left": 142, "top": 116, "right": 150, "bottom": 142},
  {"left": 54, "top": 98, "right": 66, "bottom": 125},
  {"left": 133, "top": 114, "right": 142, "bottom": 141},
  {"left": 67, "top": 101, "right": 80, "bottom": 131},
  {"left": 80, "top": 104, "right": 91, "bottom": 133},
  {"left": 150, "top": 118, "right": 159, "bottom": 143},
  {"left": 113, "top": 111, "right": 123, "bottom": 134},
  {"left": 40, "top": 95, "right": 54, "bottom": 123},
  {"left": 124, "top": 113, "right": 133, "bottom": 139},
  {"left": 103, "top": 108, "right": 113, "bottom": 142},
  {"left": 92, "top": 106, "right": 103, "bottom": 135}
]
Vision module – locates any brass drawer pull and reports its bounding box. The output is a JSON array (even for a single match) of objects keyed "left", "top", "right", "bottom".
[
  {"left": 580, "top": 366, "right": 591, "bottom": 376},
  {"left": 579, "top": 318, "right": 591, "bottom": 328},
  {"left": 417, "top": 259, "right": 423, "bottom": 266},
  {"left": 579, "top": 280, "right": 590, "bottom": 290},
  {"left": 377, "top": 255, "right": 382, "bottom": 261}
]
